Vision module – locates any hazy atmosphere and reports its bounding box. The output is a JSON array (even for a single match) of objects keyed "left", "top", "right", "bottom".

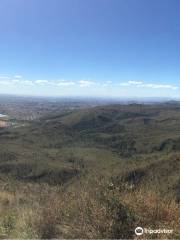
[{"left": 0, "top": 0, "right": 180, "bottom": 97}]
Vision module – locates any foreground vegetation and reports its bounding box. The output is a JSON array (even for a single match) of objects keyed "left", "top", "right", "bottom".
[
  {"left": 0, "top": 178, "right": 179, "bottom": 239},
  {"left": 0, "top": 100, "right": 179, "bottom": 239}
]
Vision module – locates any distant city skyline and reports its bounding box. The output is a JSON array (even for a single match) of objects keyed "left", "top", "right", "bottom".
[{"left": 0, "top": 0, "right": 180, "bottom": 97}]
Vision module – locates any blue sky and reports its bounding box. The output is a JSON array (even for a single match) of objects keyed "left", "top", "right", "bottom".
[{"left": 0, "top": 0, "right": 180, "bottom": 98}]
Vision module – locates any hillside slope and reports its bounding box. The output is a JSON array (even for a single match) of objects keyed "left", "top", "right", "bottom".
[{"left": 0, "top": 103, "right": 179, "bottom": 238}]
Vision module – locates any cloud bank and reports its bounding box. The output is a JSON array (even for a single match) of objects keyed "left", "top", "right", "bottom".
[
  {"left": 0, "top": 75, "right": 178, "bottom": 97},
  {"left": 119, "top": 80, "right": 178, "bottom": 90}
]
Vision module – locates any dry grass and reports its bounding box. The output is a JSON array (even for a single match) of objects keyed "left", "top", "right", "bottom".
[
  {"left": 0, "top": 179, "right": 179, "bottom": 239},
  {"left": 120, "top": 187, "right": 180, "bottom": 239}
]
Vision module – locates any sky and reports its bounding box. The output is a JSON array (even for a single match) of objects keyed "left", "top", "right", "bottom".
[{"left": 0, "top": 0, "right": 180, "bottom": 98}]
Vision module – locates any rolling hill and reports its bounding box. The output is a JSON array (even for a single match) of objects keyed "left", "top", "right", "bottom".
[{"left": 0, "top": 103, "right": 179, "bottom": 239}]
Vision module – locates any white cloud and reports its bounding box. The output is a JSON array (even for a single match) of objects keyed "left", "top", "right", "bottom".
[
  {"left": 56, "top": 81, "right": 75, "bottom": 86},
  {"left": 142, "top": 83, "right": 178, "bottom": 90},
  {"left": 35, "top": 80, "right": 49, "bottom": 84},
  {"left": 12, "top": 79, "right": 21, "bottom": 83},
  {"left": 119, "top": 80, "right": 143, "bottom": 86},
  {"left": 102, "top": 80, "right": 113, "bottom": 87},
  {"left": 14, "top": 75, "right": 23, "bottom": 79},
  {"left": 21, "top": 80, "right": 34, "bottom": 85},
  {"left": 120, "top": 80, "right": 178, "bottom": 90},
  {"left": 128, "top": 80, "right": 143, "bottom": 85},
  {"left": 0, "top": 74, "right": 178, "bottom": 93},
  {"left": 78, "top": 80, "right": 95, "bottom": 87},
  {"left": 119, "top": 82, "right": 131, "bottom": 86}
]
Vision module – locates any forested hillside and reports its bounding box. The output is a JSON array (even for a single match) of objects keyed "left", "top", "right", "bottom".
[{"left": 0, "top": 102, "right": 179, "bottom": 239}]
